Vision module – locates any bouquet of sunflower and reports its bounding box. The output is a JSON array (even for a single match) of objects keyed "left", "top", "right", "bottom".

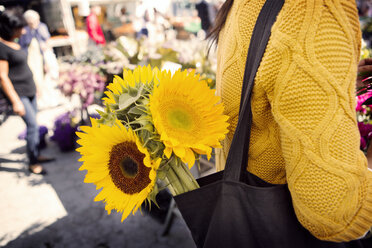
[{"left": 76, "top": 65, "right": 229, "bottom": 221}]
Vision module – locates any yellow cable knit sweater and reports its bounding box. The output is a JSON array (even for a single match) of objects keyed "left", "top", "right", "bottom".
[{"left": 216, "top": 0, "right": 372, "bottom": 242}]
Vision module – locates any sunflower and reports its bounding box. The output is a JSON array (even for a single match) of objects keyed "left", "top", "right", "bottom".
[
  {"left": 103, "top": 65, "right": 158, "bottom": 105},
  {"left": 76, "top": 118, "right": 160, "bottom": 221},
  {"left": 149, "top": 70, "right": 229, "bottom": 167}
]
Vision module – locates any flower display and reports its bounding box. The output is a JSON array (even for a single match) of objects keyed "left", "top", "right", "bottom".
[
  {"left": 357, "top": 91, "right": 372, "bottom": 113},
  {"left": 356, "top": 57, "right": 372, "bottom": 152},
  {"left": 58, "top": 62, "right": 106, "bottom": 109},
  {"left": 51, "top": 111, "right": 79, "bottom": 152},
  {"left": 76, "top": 65, "right": 229, "bottom": 221},
  {"left": 358, "top": 121, "right": 372, "bottom": 150},
  {"left": 105, "top": 35, "right": 217, "bottom": 88}
]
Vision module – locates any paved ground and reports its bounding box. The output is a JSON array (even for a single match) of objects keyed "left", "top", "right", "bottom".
[{"left": 0, "top": 103, "right": 196, "bottom": 248}]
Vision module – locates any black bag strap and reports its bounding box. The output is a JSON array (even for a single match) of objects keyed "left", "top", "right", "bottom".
[{"left": 223, "top": 0, "right": 284, "bottom": 182}]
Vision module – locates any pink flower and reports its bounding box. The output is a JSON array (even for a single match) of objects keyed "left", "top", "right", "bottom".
[
  {"left": 361, "top": 137, "right": 367, "bottom": 150},
  {"left": 357, "top": 122, "right": 372, "bottom": 150},
  {"left": 356, "top": 90, "right": 372, "bottom": 112},
  {"left": 358, "top": 122, "right": 372, "bottom": 137}
]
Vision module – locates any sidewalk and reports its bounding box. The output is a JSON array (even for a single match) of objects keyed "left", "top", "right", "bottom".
[{"left": 0, "top": 104, "right": 195, "bottom": 248}]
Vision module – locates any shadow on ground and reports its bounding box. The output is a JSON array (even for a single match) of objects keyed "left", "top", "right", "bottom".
[{"left": 2, "top": 140, "right": 195, "bottom": 248}]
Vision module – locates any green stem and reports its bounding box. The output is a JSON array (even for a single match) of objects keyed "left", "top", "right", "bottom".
[
  {"left": 171, "top": 159, "right": 200, "bottom": 191},
  {"left": 164, "top": 176, "right": 176, "bottom": 196},
  {"left": 166, "top": 165, "right": 185, "bottom": 195},
  {"left": 181, "top": 161, "right": 200, "bottom": 189}
]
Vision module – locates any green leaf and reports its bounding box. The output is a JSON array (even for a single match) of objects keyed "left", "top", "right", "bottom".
[
  {"left": 115, "top": 106, "right": 130, "bottom": 115},
  {"left": 96, "top": 110, "right": 105, "bottom": 117},
  {"left": 110, "top": 103, "right": 119, "bottom": 110},
  {"left": 140, "top": 130, "right": 150, "bottom": 142},
  {"left": 136, "top": 119, "right": 149, "bottom": 127},
  {"left": 138, "top": 97, "right": 149, "bottom": 106},
  {"left": 118, "top": 84, "right": 144, "bottom": 110},
  {"left": 128, "top": 106, "right": 146, "bottom": 115},
  {"left": 134, "top": 115, "right": 150, "bottom": 125},
  {"left": 142, "top": 124, "right": 154, "bottom": 132},
  {"left": 128, "top": 87, "right": 138, "bottom": 97},
  {"left": 147, "top": 140, "right": 164, "bottom": 155},
  {"left": 148, "top": 183, "right": 159, "bottom": 208},
  {"left": 147, "top": 140, "right": 159, "bottom": 151},
  {"left": 118, "top": 93, "right": 133, "bottom": 110}
]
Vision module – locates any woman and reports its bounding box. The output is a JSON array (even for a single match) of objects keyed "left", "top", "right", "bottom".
[
  {"left": 211, "top": 0, "right": 372, "bottom": 242},
  {"left": 0, "top": 8, "right": 51, "bottom": 174},
  {"left": 86, "top": 5, "right": 106, "bottom": 47},
  {"left": 19, "top": 9, "right": 51, "bottom": 55},
  {"left": 19, "top": 9, "right": 60, "bottom": 109}
]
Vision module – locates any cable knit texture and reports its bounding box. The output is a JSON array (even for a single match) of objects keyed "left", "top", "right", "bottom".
[{"left": 216, "top": 0, "right": 372, "bottom": 242}]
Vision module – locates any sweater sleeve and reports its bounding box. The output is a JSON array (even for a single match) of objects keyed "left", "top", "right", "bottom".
[{"left": 269, "top": 0, "right": 372, "bottom": 242}]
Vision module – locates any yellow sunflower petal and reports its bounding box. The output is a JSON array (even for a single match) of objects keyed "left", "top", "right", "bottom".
[
  {"left": 184, "top": 148, "right": 195, "bottom": 168},
  {"left": 173, "top": 146, "right": 186, "bottom": 159},
  {"left": 76, "top": 120, "right": 159, "bottom": 222},
  {"left": 94, "top": 190, "right": 106, "bottom": 202},
  {"left": 84, "top": 170, "right": 109, "bottom": 183},
  {"left": 164, "top": 147, "right": 173, "bottom": 159},
  {"left": 149, "top": 69, "right": 229, "bottom": 164}
]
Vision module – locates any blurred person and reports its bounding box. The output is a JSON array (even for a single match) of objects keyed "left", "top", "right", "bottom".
[
  {"left": 120, "top": 7, "right": 131, "bottom": 24},
  {"left": 134, "top": 1, "right": 152, "bottom": 39},
  {"left": 358, "top": 0, "right": 372, "bottom": 17},
  {"left": 208, "top": 1, "right": 217, "bottom": 26},
  {"left": 86, "top": 5, "right": 106, "bottom": 46},
  {"left": 0, "top": 8, "right": 53, "bottom": 175},
  {"left": 19, "top": 9, "right": 50, "bottom": 55},
  {"left": 153, "top": 8, "right": 171, "bottom": 30},
  {"left": 367, "top": 0, "right": 372, "bottom": 17},
  {"left": 210, "top": 0, "right": 372, "bottom": 243},
  {"left": 20, "top": 9, "right": 59, "bottom": 109},
  {"left": 19, "top": 10, "right": 48, "bottom": 90},
  {"left": 195, "top": 0, "right": 212, "bottom": 33}
]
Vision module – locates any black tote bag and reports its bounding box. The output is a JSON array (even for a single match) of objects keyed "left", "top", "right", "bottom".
[{"left": 174, "top": 0, "right": 372, "bottom": 247}]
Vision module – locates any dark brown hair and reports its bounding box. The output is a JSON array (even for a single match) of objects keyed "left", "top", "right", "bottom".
[
  {"left": 207, "top": 0, "right": 234, "bottom": 45},
  {"left": 0, "top": 8, "right": 27, "bottom": 41}
]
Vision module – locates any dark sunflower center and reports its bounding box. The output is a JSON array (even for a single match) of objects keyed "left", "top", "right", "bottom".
[
  {"left": 119, "top": 157, "right": 138, "bottom": 178},
  {"left": 108, "top": 141, "right": 151, "bottom": 194}
]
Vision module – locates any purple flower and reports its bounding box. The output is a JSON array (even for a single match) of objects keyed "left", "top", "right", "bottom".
[
  {"left": 59, "top": 63, "right": 107, "bottom": 110},
  {"left": 361, "top": 137, "right": 367, "bottom": 150},
  {"left": 357, "top": 122, "right": 372, "bottom": 150},
  {"left": 358, "top": 122, "right": 372, "bottom": 137},
  {"left": 51, "top": 112, "right": 78, "bottom": 152}
]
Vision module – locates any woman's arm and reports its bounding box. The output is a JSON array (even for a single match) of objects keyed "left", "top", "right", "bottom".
[
  {"left": 0, "top": 60, "right": 25, "bottom": 116},
  {"left": 265, "top": 0, "right": 372, "bottom": 241}
]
